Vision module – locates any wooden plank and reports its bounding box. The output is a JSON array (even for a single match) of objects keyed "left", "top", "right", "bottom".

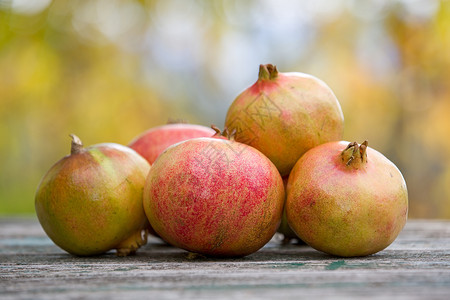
[{"left": 1, "top": 217, "right": 449, "bottom": 299}]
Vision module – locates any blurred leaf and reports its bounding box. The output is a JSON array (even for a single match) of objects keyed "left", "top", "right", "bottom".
[{"left": 1, "top": 0, "right": 449, "bottom": 218}]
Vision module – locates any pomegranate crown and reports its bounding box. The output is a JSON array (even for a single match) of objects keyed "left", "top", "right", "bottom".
[
  {"left": 341, "top": 140, "right": 368, "bottom": 167},
  {"left": 258, "top": 64, "right": 279, "bottom": 80},
  {"left": 70, "top": 134, "right": 84, "bottom": 155},
  {"left": 211, "top": 125, "right": 237, "bottom": 140}
]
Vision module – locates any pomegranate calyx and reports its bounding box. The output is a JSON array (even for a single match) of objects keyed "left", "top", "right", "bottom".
[
  {"left": 211, "top": 125, "right": 237, "bottom": 140},
  {"left": 341, "top": 140, "right": 368, "bottom": 167},
  {"left": 116, "top": 229, "right": 148, "bottom": 257},
  {"left": 70, "top": 134, "right": 84, "bottom": 155},
  {"left": 211, "top": 124, "right": 221, "bottom": 136},
  {"left": 258, "top": 64, "right": 279, "bottom": 81}
]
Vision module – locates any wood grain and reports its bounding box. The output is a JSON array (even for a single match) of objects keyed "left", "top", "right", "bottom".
[{"left": 1, "top": 218, "right": 449, "bottom": 299}]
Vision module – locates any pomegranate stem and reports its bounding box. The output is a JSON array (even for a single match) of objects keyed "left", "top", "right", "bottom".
[
  {"left": 211, "top": 125, "right": 221, "bottom": 135},
  {"left": 70, "top": 134, "right": 84, "bottom": 155},
  {"left": 341, "top": 141, "right": 368, "bottom": 167},
  {"left": 258, "top": 64, "right": 279, "bottom": 80}
]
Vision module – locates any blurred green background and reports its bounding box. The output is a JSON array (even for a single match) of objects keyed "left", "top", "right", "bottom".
[{"left": 1, "top": 0, "right": 449, "bottom": 218}]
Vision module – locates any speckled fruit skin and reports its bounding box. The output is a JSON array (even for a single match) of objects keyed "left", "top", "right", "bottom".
[
  {"left": 143, "top": 137, "right": 285, "bottom": 257},
  {"left": 35, "top": 136, "right": 150, "bottom": 256},
  {"left": 225, "top": 64, "right": 344, "bottom": 177},
  {"left": 286, "top": 141, "right": 408, "bottom": 257},
  {"left": 277, "top": 177, "right": 305, "bottom": 244},
  {"left": 129, "top": 123, "right": 215, "bottom": 239},
  {"left": 278, "top": 209, "right": 299, "bottom": 242},
  {"left": 128, "top": 123, "right": 216, "bottom": 164}
]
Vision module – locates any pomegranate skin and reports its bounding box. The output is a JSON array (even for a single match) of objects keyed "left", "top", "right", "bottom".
[
  {"left": 143, "top": 137, "right": 285, "bottom": 257},
  {"left": 129, "top": 123, "right": 216, "bottom": 239},
  {"left": 225, "top": 64, "right": 344, "bottom": 177},
  {"left": 277, "top": 176, "right": 305, "bottom": 244},
  {"left": 128, "top": 123, "right": 216, "bottom": 164},
  {"left": 35, "top": 136, "right": 150, "bottom": 256},
  {"left": 286, "top": 141, "right": 408, "bottom": 257},
  {"left": 278, "top": 209, "right": 300, "bottom": 242}
]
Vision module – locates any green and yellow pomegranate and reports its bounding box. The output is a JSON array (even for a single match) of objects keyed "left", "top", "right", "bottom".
[{"left": 35, "top": 134, "right": 150, "bottom": 256}]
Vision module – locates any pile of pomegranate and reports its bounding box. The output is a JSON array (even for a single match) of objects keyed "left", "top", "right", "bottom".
[{"left": 35, "top": 64, "right": 408, "bottom": 258}]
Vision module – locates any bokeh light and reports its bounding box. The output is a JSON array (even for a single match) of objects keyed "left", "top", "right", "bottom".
[{"left": 1, "top": 0, "right": 449, "bottom": 218}]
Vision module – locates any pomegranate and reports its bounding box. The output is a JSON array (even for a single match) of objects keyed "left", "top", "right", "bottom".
[
  {"left": 278, "top": 210, "right": 301, "bottom": 244},
  {"left": 129, "top": 123, "right": 215, "bottom": 239},
  {"left": 128, "top": 123, "right": 216, "bottom": 164},
  {"left": 143, "top": 136, "right": 285, "bottom": 257},
  {"left": 286, "top": 141, "right": 408, "bottom": 257},
  {"left": 277, "top": 177, "right": 305, "bottom": 244},
  {"left": 225, "top": 64, "right": 344, "bottom": 176},
  {"left": 35, "top": 134, "right": 150, "bottom": 256}
]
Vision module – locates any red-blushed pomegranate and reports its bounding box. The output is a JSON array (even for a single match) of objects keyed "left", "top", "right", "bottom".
[
  {"left": 143, "top": 137, "right": 285, "bottom": 257},
  {"left": 286, "top": 141, "right": 408, "bottom": 257},
  {"left": 128, "top": 123, "right": 215, "bottom": 239},
  {"left": 35, "top": 134, "right": 150, "bottom": 256},
  {"left": 225, "top": 64, "right": 344, "bottom": 176},
  {"left": 128, "top": 123, "right": 216, "bottom": 164}
]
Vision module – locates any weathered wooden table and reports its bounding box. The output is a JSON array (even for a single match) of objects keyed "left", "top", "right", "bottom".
[{"left": 1, "top": 217, "right": 449, "bottom": 299}]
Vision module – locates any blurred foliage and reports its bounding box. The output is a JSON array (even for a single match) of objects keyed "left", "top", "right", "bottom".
[{"left": 0, "top": 0, "right": 449, "bottom": 218}]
